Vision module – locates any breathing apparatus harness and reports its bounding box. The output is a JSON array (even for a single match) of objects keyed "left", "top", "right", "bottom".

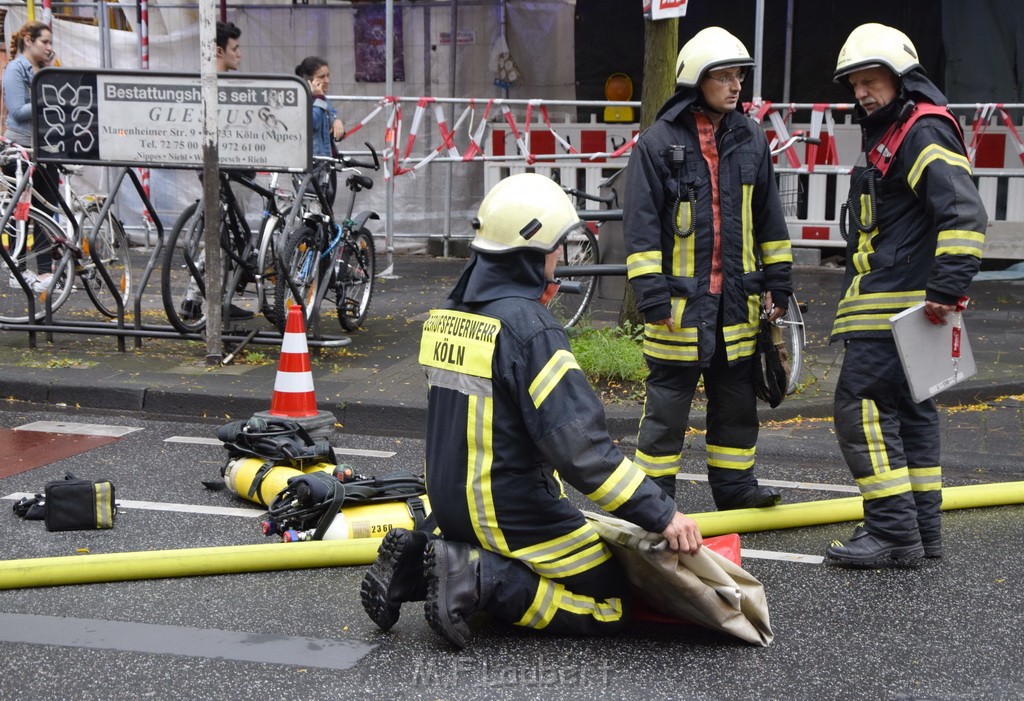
[
  {"left": 840, "top": 100, "right": 963, "bottom": 240},
  {"left": 218, "top": 416, "right": 338, "bottom": 466},
  {"left": 265, "top": 470, "right": 428, "bottom": 540}
]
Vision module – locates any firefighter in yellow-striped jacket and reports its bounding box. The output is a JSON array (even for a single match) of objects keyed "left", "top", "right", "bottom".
[
  {"left": 824, "top": 24, "right": 986, "bottom": 568},
  {"left": 623, "top": 27, "right": 793, "bottom": 510},
  {"left": 359, "top": 173, "right": 702, "bottom": 649}
]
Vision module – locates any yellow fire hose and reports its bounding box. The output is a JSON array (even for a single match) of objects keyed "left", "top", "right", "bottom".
[
  {"left": 1, "top": 481, "right": 1021, "bottom": 590},
  {"left": 0, "top": 539, "right": 381, "bottom": 591},
  {"left": 690, "top": 481, "right": 1024, "bottom": 536}
]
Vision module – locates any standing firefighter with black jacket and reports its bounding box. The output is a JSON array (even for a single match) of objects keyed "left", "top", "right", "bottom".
[
  {"left": 361, "top": 174, "right": 702, "bottom": 649},
  {"left": 624, "top": 27, "right": 793, "bottom": 510},
  {"left": 825, "top": 24, "right": 987, "bottom": 568}
]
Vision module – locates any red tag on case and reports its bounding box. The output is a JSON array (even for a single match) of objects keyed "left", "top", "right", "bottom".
[{"left": 951, "top": 326, "right": 962, "bottom": 358}]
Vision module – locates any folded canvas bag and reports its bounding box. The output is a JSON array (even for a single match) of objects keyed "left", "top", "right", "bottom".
[{"left": 583, "top": 510, "right": 774, "bottom": 646}]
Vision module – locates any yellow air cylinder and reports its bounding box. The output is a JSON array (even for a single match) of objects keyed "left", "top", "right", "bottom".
[
  {"left": 0, "top": 540, "right": 382, "bottom": 591},
  {"left": 222, "top": 457, "right": 336, "bottom": 506},
  {"left": 282, "top": 496, "right": 432, "bottom": 542},
  {"left": 688, "top": 481, "right": 1024, "bottom": 537}
]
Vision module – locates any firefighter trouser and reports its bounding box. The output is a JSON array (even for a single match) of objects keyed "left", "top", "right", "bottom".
[
  {"left": 434, "top": 507, "right": 630, "bottom": 635},
  {"left": 634, "top": 349, "right": 761, "bottom": 507},
  {"left": 474, "top": 545, "right": 630, "bottom": 635},
  {"left": 834, "top": 338, "right": 941, "bottom": 543}
]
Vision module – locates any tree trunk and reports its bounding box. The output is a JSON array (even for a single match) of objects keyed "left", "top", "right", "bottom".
[{"left": 619, "top": 17, "right": 678, "bottom": 328}]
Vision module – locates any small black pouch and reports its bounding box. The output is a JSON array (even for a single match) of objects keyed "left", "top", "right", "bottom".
[{"left": 43, "top": 475, "right": 116, "bottom": 531}]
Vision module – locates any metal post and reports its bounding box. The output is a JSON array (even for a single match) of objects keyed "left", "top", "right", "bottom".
[
  {"left": 382, "top": 0, "right": 396, "bottom": 276},
  {"left": 442, "top": 0, "right": 459, "bottom": 258},
  {"left": 782, "top": 0, "right": 794, "bottom": 103},
  {"left": 753, "top": 0, "right": 765, "bottom": 101},
  {"left": 200, "top": 0, "right": 223, "bottom": 363}
]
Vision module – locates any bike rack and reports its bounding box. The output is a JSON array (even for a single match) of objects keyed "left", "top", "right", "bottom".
[{"left": 0, "top": 166, "right": 352, "bottom": 357}]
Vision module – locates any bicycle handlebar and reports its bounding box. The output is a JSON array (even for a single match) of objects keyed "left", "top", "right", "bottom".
[
  {"left": 770, "top": 130, "right": 821, "bottom": 157},
  {"left": 314, "top": 142, "right": 381, "bottom": 172},
  {"left": 562, "top": 185, "right": 617, "bottom": 207}
]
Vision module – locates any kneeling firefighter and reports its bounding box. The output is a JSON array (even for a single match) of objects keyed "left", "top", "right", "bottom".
[{"left": 360, "top": 173, "right": 703, "bottom": 648}]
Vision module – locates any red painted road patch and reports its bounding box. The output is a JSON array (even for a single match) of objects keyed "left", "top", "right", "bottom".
[{"left": 0, "top": 430, "right": 119, "bottom": 478}]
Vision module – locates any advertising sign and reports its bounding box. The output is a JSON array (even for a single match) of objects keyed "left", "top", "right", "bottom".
[
  {"left": 31, "top": 69, "right": 311, "bottom": 172},
  {"left": 643, "top": 0, "right": 690, "bottom": 20}
]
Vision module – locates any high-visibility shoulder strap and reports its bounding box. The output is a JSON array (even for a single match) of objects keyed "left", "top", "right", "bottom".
[{"left": 868, "top": 102, "right": 964, "bottom": 177}]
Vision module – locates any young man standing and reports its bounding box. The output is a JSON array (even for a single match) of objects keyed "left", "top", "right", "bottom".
[{"left": 623, "top": 27, "right": 793, "bottom": 510}]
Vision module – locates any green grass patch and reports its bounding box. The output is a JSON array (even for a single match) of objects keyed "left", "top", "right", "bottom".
[{"left": 569, "top": 324, "right": 647, "bottom": 384}]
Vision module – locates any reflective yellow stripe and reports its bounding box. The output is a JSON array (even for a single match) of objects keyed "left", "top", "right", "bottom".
[
  {"left": 675, "top": 201, "right": 691, "bottom": 235},
  {"left": 511, "top": 523, "right": 600, "bottom": 562},
  {"left": 673, "top": 220, "right": 696, "bottom": 277},
  {"left": 851, "top": 200, "right": 878, "bottom": 277},
  {"left": 761, "top": 239, "right": 793, "bottom": 265},
  {"left": 643, "top": 325, "right": 699, "bottom": 363},
  {"left": 936, "top": 229, "right": 984, "bottom": 258},
  {"left": 529, "top": 350, "right": 580, "bottom": 409},
  {"left": 837, "top": 290, "right": 926, "bottom": 316},
  {"left": 633, "top": 450, "right": 680, "bottom": 477},
  {"left": 671, "top": 297, "right": 686, "bottom": 330},
  {"left": 907, "top": 144, "right": 972, "bottom": 191},
  {"left": 831, "top": 313, "right": 899, "bottom": 335},
  {"left": 627, "top": 250, "right": 662, "bottom": 279},
  {"left": 861, "top": 399, "right": 891, "bottom": 474},
  {"left": 909, "top": 466, "right": 942, "bottom": 492},
  {"left": 742, "top": 183, "right": 756, "bottom": 272},
  {"left": 519, "top": 578, "right": 624, "bottom": 629},
  {"left": 467, "top": 394, "right": 509, "bottom": 552},
  {"left": 857, "top": 466, "right": 911, "bottom": 500},
  {"left": 556, "top": 588, "right": 623, "bottom": 623},
  {"left": 707, "top": 443, "right": 755, "bottom": 470},
  {"left": 518, "top": 578, "right": 559, "bottom": 629},
  {"left": 530, "top": 542, "right": 612, "bottom": 579},
  {"left": 94, "top": 483, "right": 113, "bottom": 528},
  {"left": 587, "top": 457, "right": 647, "bottom": 512}
]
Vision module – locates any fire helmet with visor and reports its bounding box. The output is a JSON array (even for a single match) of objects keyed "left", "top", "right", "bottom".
[
  {"left": 675, "top": 26, "right": 754, "bottom": 88},
  {"left": 834, "top": 23, "right": 921, "bottom": 82},
  {"left": 470, "top": 173, "right": 583, "bottom": 255}
]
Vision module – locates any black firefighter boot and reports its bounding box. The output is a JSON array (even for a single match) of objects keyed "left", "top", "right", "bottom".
[
  {"left": 360, "top": 528, "right": 430, "bottom": 631},
  {"left": 825, "top": 525, "right": 925, "bottom": 568},
  {"left": 422, "top": 540, "right": 493, "bottom": 649}
]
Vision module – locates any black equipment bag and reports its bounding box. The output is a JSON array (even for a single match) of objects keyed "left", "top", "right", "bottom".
[{"left": 13, "top": 474, "right": 117, "bottom": 531}]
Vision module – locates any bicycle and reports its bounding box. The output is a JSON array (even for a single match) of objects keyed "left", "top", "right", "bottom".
[
  {"left": 160, "top": 170, "right": 291, "bottom": 334},
  {"left": 274, "top": 144, "right": 380, "bottom": 335},
  {"left": 544, "top": 185, "right": 613, "bottom": 329},
  {"left": 0, "top": 143, "right": 133, "bottom": 323}
]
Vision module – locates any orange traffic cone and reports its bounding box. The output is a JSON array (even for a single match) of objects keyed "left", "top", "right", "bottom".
[{"left": 269, "top": 305, "right": 318, "bottom": 418}]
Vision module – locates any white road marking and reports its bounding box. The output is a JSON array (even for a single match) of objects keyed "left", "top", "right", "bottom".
[
  {"left": 165, "top": 436, "right": 222, "bottom": 446},
  {"left": 741, "top": 548, "right": 825, "bottom": 564},
  {"left": 676, "top": 472, "right": 859, "bottom": 494},
  {"left": 0, "top": 612, "right": 372, "bottom": 671},
  {"left": 2, "top": 493, "right": 261, "bottom": 518},
  {"left": 15, "top": 421, "right": 142, "bottom": 437}
]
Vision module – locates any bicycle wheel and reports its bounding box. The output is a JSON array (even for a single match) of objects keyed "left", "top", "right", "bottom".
[
  {"left": 275, "top": 223, "right": 323, "bottom": 333},
  {"left": 335, "top": 227, "right": 375, "bottom": 331},
  {"left": 160, "top": 201, "right": 207, "bottom": 333},
  {"left": 79, "top": 204, "right": 132, "bottom": 318},
  {"left": 776, "top": 294, "right": 805, "bottom": 395},
  {"left": 255, "top": 214, "right": 286, "bottom": 328},
  {"left": 0, "top": 209, "right": 74, "bottom": 323},
  {"left": 546, "top": 224, "right": 599, "bottom": 329}
]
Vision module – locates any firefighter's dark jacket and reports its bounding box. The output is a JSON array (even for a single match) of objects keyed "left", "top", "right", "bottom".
[
  {"left": 831, "top": 71, "right": 987, "bottom": 341},
  {"left": 421, "top": 252, "right": 677, "bottom": 560},
  {"left": 624, "top": 88, "right": 793, "bottom": 366}
]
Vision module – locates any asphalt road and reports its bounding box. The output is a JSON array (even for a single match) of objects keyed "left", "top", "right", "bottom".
[{"left": 0, "top": 403, "right": 1022, "bottom": 701}]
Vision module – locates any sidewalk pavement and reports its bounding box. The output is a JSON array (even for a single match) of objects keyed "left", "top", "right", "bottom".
[{"left": 1, "top": 254, "right": 1022, "bottom": 438}]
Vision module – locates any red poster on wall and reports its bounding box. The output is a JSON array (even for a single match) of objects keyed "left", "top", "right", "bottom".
[{"left": 354, "top": 5, "right": 406, "bottom": 83}]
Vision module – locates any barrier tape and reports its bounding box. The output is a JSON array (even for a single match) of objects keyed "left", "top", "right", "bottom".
[{"left": 806, "top": 104, "right": 839, "bottom": 172}]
